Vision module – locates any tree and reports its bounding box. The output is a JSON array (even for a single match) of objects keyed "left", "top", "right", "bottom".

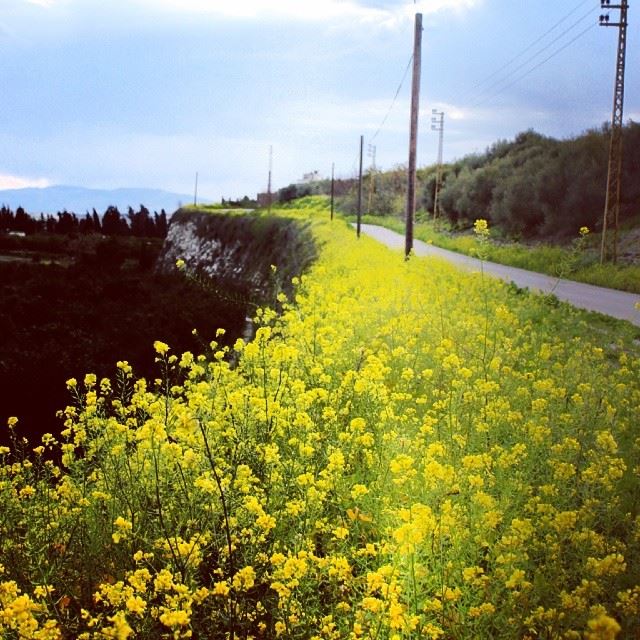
[
  {"left": 101, "top": 206, "right": 128, "bottom": 236},
  {"left": 155, "top": 211, "right": 168, "bottom": 238}
]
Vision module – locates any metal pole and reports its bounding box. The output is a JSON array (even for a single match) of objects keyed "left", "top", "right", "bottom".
[
  {"left": 267, "top": 145, "right": 273, "bottom": 215},
  {"left": 367, "top": 144, "right": 376, "bottom": 215},
  {"left": 405, "top": 12, "right": 423, "bottom": 258},
  {"left": 431, "top": 110, "right": 444, "bottom": 220},
  {"left": 330, "top": 162, "right": 335, "bottom": 220},
  {"left": 599, "top": 0, "right": 628, "bottom": 264},
  {"left": 357, "top": 135, "right": 364, "bottom": 238}
]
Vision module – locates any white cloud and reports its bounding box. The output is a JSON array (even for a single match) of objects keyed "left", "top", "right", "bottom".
[
  {"left": 24, "top": 0, "right": 57, "bottom": 7},
  {"left": 134, "top": 0, "right": 482, "bottom": 25},
  {"left": 424, "top": 102, "right": 469, "bottom": 122},
  {"left": 279, "top": 95, "right": 410, "bottom": 137},
  {"left": 0, "top": 174, "right": 51, "bottom": 190}
]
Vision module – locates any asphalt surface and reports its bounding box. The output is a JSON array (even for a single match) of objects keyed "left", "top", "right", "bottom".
[{"left": 358, "top": 223, "right": 640, "bottom": 327}]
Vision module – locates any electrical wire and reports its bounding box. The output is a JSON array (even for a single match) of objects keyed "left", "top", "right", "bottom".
[
  {"left": 468, "top": 21, "right": 598, "bottom": 109},
  {"left": 465, "top": 6, "right": 598, "bottom": 107},
  {"left": 370, "top": 53, "right": 414, "bottom": 142},
  {"left": 452, "top": 1, "right": 598, "bottom": 107},
  {"left": 454, "top": 0, "right": 592, "bottom": 103},
  {"left": 342, "top": 52, "right": 413, "bottom": 178}
]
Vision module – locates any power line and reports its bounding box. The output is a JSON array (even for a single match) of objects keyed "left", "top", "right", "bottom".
[
  {"left": 468, "top": 21, "right": 597, "bottom": 109},
  {"left": 462, "top": 7, "right": 598, "bottom": 108},
  {"left": 453, "top": 0, "right": 593, "bottom": 105},
  {"left": 370, "top": 53, "right": 414, "bottom": 142}
]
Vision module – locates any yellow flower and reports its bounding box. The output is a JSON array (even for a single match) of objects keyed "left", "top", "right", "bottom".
[
  {"left": 505, "top": 568, "right": 530, "bottom": 590},
  {"left": 350, "top": 483, "right": 369, "bottom": 500},
  {"left": 159, "top": 609, "right": 190, "bottom": 628},
  {"left": 33, "top": 585, "right": 55, "bottom": 598},
  {"left": 585, "top": 613, "right": 621, "bottom": 640},
  {"left": 116, "top": 360, "right": 133, "bottom": 375},
  {"left": 473, "top": 218, "right": 489, "bottom": 238},
  {"left": 153, "top": 340, "right": 170, "bottom": 356},
  {"left": 332, "top": 526, "right": 349, "bottom": 540},
  {"left": 112, "top": 516, "right": 133, "bottom": 542},
  {"left": 19, "top": 485, "right": 36, "bottom": 498},
  {"left": 126, "top": 595, "right": 146, "bottom": 615},
  {"left": 468, "top": 603, "right": 495, "bottom": 617},
  {"left": 103, "top": 611, "right": 133, "bottom": 640},
  {"left": 232, "top": 566, "right": 256, "bottom": 591},
  {"left": 114, "top": 516, "right": 132, "bottom": 530},
  {"left": 212, "top": 581, "right": 230, "bottom": 596}
]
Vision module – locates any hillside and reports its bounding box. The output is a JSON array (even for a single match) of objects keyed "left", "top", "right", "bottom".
[{"left": 268, "top": 123, "right": 640, "bottom": 245}]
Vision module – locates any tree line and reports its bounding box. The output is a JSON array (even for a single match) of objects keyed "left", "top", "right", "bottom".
[
  {"left": 267, "top": 122, "right": 640, "bottom": 239},
  {"left": 0, "top": 204, "right": 169, "bottom": 238},
  {"left": 429, "top": 122, "right": 640, "bottom": 238}
]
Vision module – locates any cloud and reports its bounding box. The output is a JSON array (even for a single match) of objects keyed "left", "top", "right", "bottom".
[
  {"left": 134, "top": 0, "right": 482, "bottom": 25},
  {"left": 0, "top": 174, "right": 51, "bottom": 190},
  {"left": 24, "top": 0, "right": 57, "bottom": 7},
  {"left": 278, "top": 95, "right": 411, "bottom": 137},
  {"left": 425, "top": 102, "right": 469, "bottom": 122}
]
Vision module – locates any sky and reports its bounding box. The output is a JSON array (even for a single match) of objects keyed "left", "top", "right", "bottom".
[{"left": 0, "top": 0, "right": 638, "bottom": 202}]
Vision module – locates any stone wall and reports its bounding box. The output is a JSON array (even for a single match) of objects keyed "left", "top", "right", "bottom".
[{"left": 156, "top": 209, "right": 317, "bottom": 305}]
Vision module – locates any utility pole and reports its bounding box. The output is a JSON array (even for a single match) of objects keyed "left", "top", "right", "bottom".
[
  {"left": 330, "top": 162, "right": 335, "bottom": 220},
  {"left": 267, "top": 145, "right": 273, "bottom": 215},
  {"left": 357, "top": 135, "right": 364, "bottom": 238},
  {"left": 599, "top": 0, "right": 628, "bottom": 264},
  {"left": 405, "top": 12, "right": 423, "bottom": 258},
  {"left": 367, "top": 144, "right": 377, "bottom": 215},
  {"left": 431, "top": 109, "right": 445, "bottom": 221},
  {"left": 194, "top": 171, "right": 199, "bottom": 206}
]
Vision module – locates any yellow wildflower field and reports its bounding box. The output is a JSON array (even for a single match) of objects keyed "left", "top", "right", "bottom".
[{"left": 1, "top": 201, "right": 639, "bottom": 639}]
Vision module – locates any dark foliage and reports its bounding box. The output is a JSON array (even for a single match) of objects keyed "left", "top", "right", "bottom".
[
  {"left": 0, "top": 237, "right": 248, "bottom": 446},
  {"left": 437, "top": 123, "right": 640, "bottom": 238},
  {"left": 0, "top": 204, "right": 168, "bottom": 238}
]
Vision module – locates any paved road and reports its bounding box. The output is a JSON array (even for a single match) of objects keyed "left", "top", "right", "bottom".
[{"left": 359, "top": 224, "right": 640, "bottom": 327}]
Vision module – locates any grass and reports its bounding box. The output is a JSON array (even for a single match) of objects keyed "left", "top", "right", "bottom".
[{"left": 356, "top": 214, "right": 640, "bottom": 294}]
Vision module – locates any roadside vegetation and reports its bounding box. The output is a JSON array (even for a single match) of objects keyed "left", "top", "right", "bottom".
[
  {"left": 267, "top": 123, "right": 640, "bottom": 293},
  {"left": 1, "top": 199, "right": 638, "bottom": 639},
  {"left": 357, "top": 214, "right": 640, "bottom": 294}
]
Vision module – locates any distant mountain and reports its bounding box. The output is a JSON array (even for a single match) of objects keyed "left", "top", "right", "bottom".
[{"left": 0, "top": 185, "right": 209, "bottom": 215}]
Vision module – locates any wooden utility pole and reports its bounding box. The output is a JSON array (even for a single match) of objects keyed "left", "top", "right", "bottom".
[
  {"left": 367, "top": 144, "right": 376, "bottom": 214},
  {"left": 357, "top": 135, "right": 364, "bottom": 238},
  {"left": 330, "top": 162, "right": 335, "bottom": 220},
  {"left": 431, "top": 109, "right": 444, "bottom": 220},
  {"left": 599, "top": 0, "right": 628, "bottom": 264},
  {"left": 194, "top": 171, "right": 199, "bottom": 206},
  {"left": 267, "top": 145, "right": 273, "bottom": 215},
  {"left": 405, "top": 12, "right": 423, "bottom": 258}
]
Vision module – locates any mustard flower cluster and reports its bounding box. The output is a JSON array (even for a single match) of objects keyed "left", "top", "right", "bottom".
[{"left": 1, "top": 199, "right": 638, "bottom": 638}]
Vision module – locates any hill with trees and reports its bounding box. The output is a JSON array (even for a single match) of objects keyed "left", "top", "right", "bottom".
[{"left": 268, "top": 122, "right": 640, "bottom": 240}]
